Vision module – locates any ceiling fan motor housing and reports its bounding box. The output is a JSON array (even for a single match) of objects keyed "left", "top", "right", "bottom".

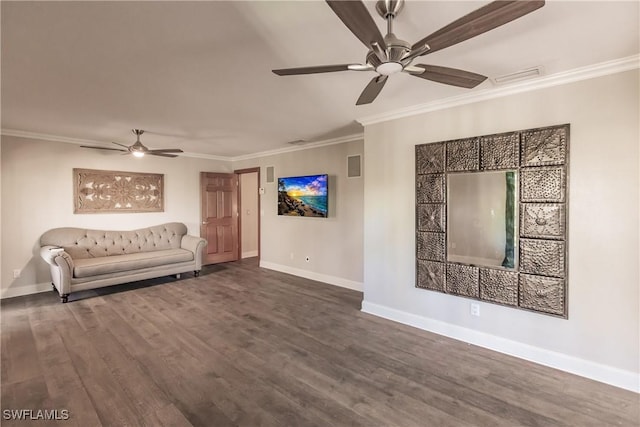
[
  {"left": 375, "top": 0, "right": 404, "bottom": 19},
  {"left": 366, "top": 34, "right": 411, "bottom": 75},
  {"left": 384, "top": 33, "right": 411, "bottom": 63}
]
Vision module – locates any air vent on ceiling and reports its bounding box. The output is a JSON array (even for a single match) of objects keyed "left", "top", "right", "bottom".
[
  {"left": 286, "top": 139, "right": 308, "bottom": 145},
  {"left": 492, "top": 66, "right": 544, "bottom": 85}
]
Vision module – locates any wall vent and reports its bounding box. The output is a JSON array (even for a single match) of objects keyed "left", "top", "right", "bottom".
[
  {"left": 347, "top": 155, "right": 362, "bottom": 178},
  {"left": 266, "top": 166, "right": 275, "bottom": 183}
]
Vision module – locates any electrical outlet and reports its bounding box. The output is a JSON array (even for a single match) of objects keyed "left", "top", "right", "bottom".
[
  {"left": 13, "top": 269, "right": 21, "bottom": 279},
  {"left": 470, "top": 303, "right": 480, "bottom": 317},
  {"left": 305, "top": 256, "right": 310, "bottom": 262}
]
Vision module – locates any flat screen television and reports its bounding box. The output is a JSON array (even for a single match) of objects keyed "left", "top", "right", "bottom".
[{"left": 277, "top": 174, "right": 328, "bottom": 218}]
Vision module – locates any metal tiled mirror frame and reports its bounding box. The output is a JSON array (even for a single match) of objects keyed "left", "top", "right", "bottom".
[{"left": 415, "top": 124, "right": 569, "bottom": 318}]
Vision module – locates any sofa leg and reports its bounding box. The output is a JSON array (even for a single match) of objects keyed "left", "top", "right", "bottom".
[
  {"left": 51, "top": 283, "right": 56, "bottom": 292},
  {"left": 194, "top": 270, "right": 200, "bottom": 277},
  {"left": 175, "top": 273, "right": 181, "bottom": 279},
  {"left": 60, "top": 294, "right": 69, "bottom": 303}
]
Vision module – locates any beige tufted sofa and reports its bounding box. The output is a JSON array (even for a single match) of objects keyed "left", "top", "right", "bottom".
[{"left": 40, "top": 222, "right": 206, "bottom": 303}]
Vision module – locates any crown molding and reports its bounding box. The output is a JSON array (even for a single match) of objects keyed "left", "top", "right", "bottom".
[
  {"left": 230, "top": 133, "right": 364, "bottom": 162},
  {"left": 1, "top": 128, "right": 363, "bottom": 162},
  {"left": 357, "top": 54, "right": 640, "bottom": 126},
  {"left": 167, "top": 151, "right": 230, "bottom": 161},
  {"left": 0, "top": 128, "right": 107, "bottom": 145}
]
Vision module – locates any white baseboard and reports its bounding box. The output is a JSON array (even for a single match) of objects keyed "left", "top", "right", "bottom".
[
  {"left": 1, "top": 282, "right": 52, "bottom": 299},
  {"left": 241, "top": 250, "right": 259, "bottom": 259},
  {"left": 361, "top": 300, "right": 639, "bottom": 393},
  {"left": 259, "top": 261, "right": 363, "bottom": 292}
]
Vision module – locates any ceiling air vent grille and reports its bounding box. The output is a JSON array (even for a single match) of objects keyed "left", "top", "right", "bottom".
[
  {"left": 286, "top": 139, "right": 308, "bottom": 145},
  {"left": 492, "top": 66, "right": 544, "bottom": 85}
]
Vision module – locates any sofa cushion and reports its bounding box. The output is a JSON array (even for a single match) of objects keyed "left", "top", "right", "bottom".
[{"left": 73, "top": 249, "right": 193, "bottom": 278}]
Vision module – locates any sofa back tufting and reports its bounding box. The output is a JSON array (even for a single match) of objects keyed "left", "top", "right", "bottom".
[{"left": 40, "top": 222, "right": 188, "bottom": 259}]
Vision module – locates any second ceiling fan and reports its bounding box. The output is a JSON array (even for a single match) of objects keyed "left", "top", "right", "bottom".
[
  {"left": 273, "top": 0, "right": 545, "bottom": 105},
  {"left": 81, "top": 129, "right": 183, "bottom": 158}
]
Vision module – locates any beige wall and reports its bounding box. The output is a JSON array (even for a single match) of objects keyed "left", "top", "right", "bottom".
[
  {"left": 233, "top": 140, "right": 364, "bottom": 290},
  {"left": 362, "top": 70, "right": 639, "bottom": 390},
  {"left": 240, "top": 171, "right": 259, "bottom": 258},
  {"left": 0, "top": 136, "right": 231, "bottom": 297}
]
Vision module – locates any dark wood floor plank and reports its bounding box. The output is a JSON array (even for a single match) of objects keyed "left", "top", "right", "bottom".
[
  {"left": 146, "top": 287, "right": 384, "bottom": 427},
  {"left": 71, "top": 300, "right": 175, "bottom": 418},
  {"left": 1, "top": 310, "right": 43, "bottom": 385},
  {"left": 85, "top": 297, "right": 226, "bottom": 427},
  {"left": 122, "top": 289, "right": 327, "bottom": 427},
  {"left": 160, "top": 275, "right": 542, "bottom": 426},
  {"left": 212, "top": 302, "right": 520, "bottom": 427},
  {"left": 146, "top": 273, "right": 555, "bottom": 427},
  {"left": 2, "top": 258, "right": 638, "bottom": 427},
  {"left": 28, "top": 305, "right": 104, "bottom": 427},
  {"left": 54, "top": 307, "right": 148, "bottom": 427},
  {"left": 108, "top": 290, "right": 296, "bottom": 427}
]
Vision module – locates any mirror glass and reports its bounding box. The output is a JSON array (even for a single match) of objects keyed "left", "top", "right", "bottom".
[{"left": 447, "top": 170, "right": 518, "bottom": 269}]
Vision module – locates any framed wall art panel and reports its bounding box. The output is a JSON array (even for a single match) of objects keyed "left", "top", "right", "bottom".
[{"left": 73, "top": 168, "right": 164, "bottom": 214}]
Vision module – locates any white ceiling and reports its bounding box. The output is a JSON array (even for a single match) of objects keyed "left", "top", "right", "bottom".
[{"left": 2, "top": 1, "right": 638, "bottom": 158}]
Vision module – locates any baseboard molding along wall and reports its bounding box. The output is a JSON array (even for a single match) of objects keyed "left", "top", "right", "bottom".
[
  {"left": 361, "top": 300, "right": 639, "bottom": 394},
  {"left": 259, "top": 261, "right": 363, "bottom": 292},
  {"left": 241, "top": 250, "right": 259, "bottom": 259},
  {"left": 1, "top": 282, "right": 52, "bottom": 300}
]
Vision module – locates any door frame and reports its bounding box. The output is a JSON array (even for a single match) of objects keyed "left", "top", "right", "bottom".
[{"left": 234, "top": 167, "right": 261, "bottom": 261}]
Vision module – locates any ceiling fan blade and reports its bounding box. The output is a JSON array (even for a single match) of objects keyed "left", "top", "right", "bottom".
[
  {"left": 111, "top": 141, "right": 130, "bottom": 149},
  {"left": 356, "top": 75, "right": 388, "bottom": 105},
  {"left": 147, "top": 148, "right": 183, "bottom": 154},
  {"left": 326, "top": 0, "right": 386, "bottom": 50},
  {"left": 148, "top": 152, "right": 179, "bottom": 158},
  {"left": 80, "top": 145, "right": 127, "bottom": 152},
  {"left": 408, "top": 64, "right": 487, "bottom": 89},
  {"left": 411, "top": 1, "right": 545, "bottom": 55},
  {"left": 273, "top": 64, "right": 358, "bottom": 76}
]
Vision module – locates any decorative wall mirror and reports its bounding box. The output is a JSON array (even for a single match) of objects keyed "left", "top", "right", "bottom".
[
  {"left": 447, "top": 170, "right": 518, "bottom": 269},
  {"left": 415, "top": 124, "right": 569, "bottom": 317}
]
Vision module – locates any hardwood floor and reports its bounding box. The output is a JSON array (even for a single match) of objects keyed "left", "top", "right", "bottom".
[{"left": 2, "top": 258, "right": 638, "bottom": 426}]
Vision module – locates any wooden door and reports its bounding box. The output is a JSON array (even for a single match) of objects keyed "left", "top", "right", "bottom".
[{"left": 200, "top": 172, "right": 239, "bottom": 265}]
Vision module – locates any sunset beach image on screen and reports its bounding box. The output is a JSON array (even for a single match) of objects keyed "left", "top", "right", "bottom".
[{"left": 277, "top": 174, "right": 328, "bottom": 217}]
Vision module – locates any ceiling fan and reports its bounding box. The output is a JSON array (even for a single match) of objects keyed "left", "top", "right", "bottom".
[
  {"left": 273, "top": 0, "right": 545, "bottom": 105},
  {"left": 81, "top": 129, "right": 184, "bottom": 158}
]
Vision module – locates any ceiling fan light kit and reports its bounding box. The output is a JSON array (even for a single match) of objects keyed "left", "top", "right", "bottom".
[
  {"left": 80, "top": 129, "right": 184, "bottom": 158},
  {"left": 273, "top": 0, "right": 545, "bottom": 105}
]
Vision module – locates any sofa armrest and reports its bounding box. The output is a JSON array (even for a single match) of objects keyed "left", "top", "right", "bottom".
[
  {"left": 40, "top": 246, "right": 63, "bottom": 265},
  {"left": 40, "top": 246, "right": 73, "bottom": 295},
  {"left": 181, "top": 235, "right": 207, "bottom": 271}
]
